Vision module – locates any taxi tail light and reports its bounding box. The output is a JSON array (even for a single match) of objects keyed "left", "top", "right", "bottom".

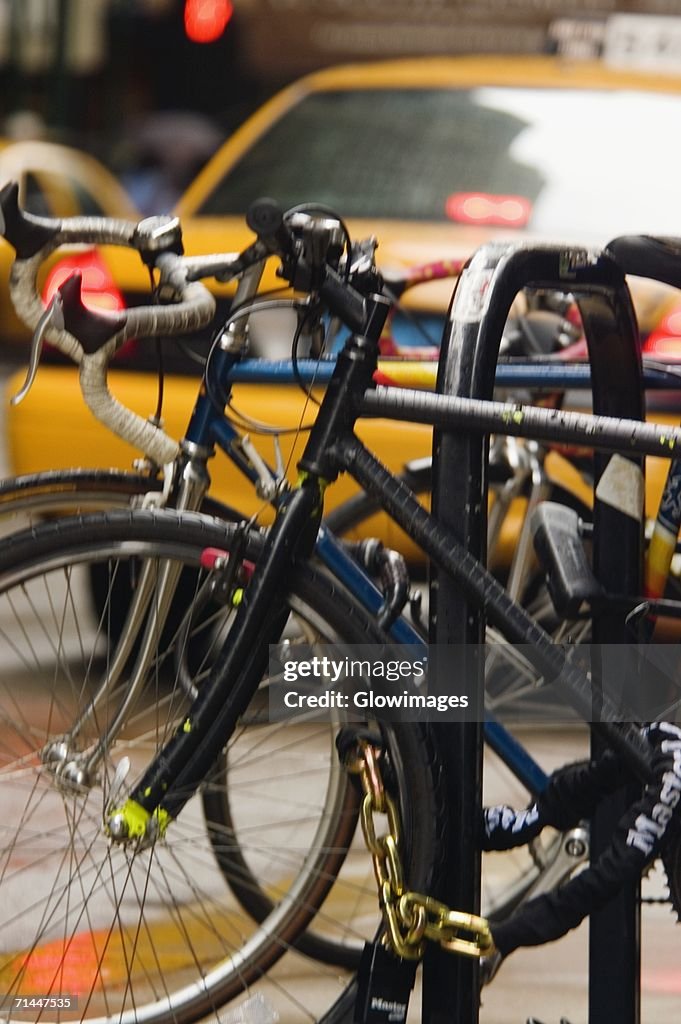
[
  {"left": 42, "top": 250, "right": 126, "bottom": 313},
  {"left": 445, "top": 191, "right": 531, "bottom": 228},
  {"left": 643, "top": 303, "right": 681, "bottom": 360}
]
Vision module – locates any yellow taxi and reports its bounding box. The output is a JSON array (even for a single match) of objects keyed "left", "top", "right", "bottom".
[
  {"left": 6, "top": 55, "right": 681, "bottom": 541},
  {"left": 102, "top": 54, "right": 681, "bottom": 328},
  {"left": 0, "top": 139, "right": 139, "bottom": 344}
]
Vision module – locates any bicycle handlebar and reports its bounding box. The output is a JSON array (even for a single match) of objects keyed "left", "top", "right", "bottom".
[
  {"left": 0, "top": 181, "right": 235, "bottom": 465},
  {"left": 1, "top": 180, "right": 220, "bottom": 356},
  {"left": 2, "top": 189, "right": 386, "bottom": 468},
  {"left": 56, "top": 269, "right": 218, "bottom": 465}
]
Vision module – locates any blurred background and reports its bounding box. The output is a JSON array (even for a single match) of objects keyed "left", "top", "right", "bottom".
[
  {"left": 2, "top": 7, "right": 681, "bottom": 1022},
  {"left": 0, "top": 0, "right": 672, "bottom": 213}
]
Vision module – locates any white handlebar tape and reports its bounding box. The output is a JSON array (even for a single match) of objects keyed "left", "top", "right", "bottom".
[
  {"left": 9, "top": 217, "right": 217, "bottom": 464},
  {"left": 79, "top": 351, "right": 179, "bottom": 467}
]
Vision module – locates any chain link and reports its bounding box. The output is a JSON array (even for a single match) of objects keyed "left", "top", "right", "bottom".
[{"left": 345, "top": 738, "right": 495, "bottom": 961}]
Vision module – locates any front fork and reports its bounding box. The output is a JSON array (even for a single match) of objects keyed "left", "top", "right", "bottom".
[
  {"left": 108, "top": 306, "right": 389, "bottom": 842},
  {"left": 44, "top": 267, "right": 267, "bottom": 794},
  {"left": 42, "top": 443, "right": 215, "bottom": 793}
]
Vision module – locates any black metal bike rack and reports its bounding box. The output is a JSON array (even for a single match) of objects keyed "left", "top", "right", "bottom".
[{"left": 427, "top": 241, "right": 644, "bottom": 1024}]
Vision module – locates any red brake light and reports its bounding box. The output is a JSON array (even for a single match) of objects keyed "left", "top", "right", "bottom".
[
  {"left": 644, "top": 336, "right": 681, "bottom": 359},
  {"left": 644, "top": 304, "right": 681, "bottom": 360},
  {"left": 446, "top": 192, "right": 531, "bottom": 228},
  {"left": 42, "top": 250, "right": 125, "bottom": 313}
]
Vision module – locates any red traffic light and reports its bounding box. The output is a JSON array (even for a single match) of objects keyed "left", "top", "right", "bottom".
[{"left": 184, "top": 0, "right": 233, "bottom": 43}]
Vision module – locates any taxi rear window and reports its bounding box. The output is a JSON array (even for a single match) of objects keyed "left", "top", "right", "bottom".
[
  {"left": 24, "top": 170, "right": 107, "bottom": 217},
  {"left": 197, "top": 85, "right": 681, "bottom": 242},
  {"left": 199, "top": 89, "right": 543, "bottom": 221}
]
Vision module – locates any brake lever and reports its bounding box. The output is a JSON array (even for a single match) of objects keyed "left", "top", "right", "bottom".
[{"left": 10, "top": 292, "right": 65, "bottom": 406}]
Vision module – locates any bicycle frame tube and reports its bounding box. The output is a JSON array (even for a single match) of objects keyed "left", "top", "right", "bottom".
[{"left": 193, "top": 356, "right": 681, "bottom": 391}]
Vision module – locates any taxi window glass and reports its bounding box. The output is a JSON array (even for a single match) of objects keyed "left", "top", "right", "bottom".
[
  {"left": 24, "top": 170, "right": 106, "bottom": 217},
  {"left": 23, "top": 173, "right": 51, "bottom": 216},
  {"left": 68, "top": 180, "right": 106, "bottom": 216},
  {"left": 196, "top": 86, "right": 681, "bottom": 242},
  {"left": 198, "top": 89, "right": 543, "bottom": 221}
]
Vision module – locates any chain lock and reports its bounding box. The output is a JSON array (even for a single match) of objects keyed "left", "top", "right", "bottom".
[{"left": 346, "top": 738, "right": 495, "bottom": 961}]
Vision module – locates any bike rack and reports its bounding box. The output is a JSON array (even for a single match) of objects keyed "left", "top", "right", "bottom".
[{"left": 428, "top": 241, "right": 644, "bottom": 1024}]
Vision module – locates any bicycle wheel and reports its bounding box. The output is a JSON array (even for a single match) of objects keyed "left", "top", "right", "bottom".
[
  {"left": 0, "top": 470, "right": 408, "bottom": 969},
  {"left": 0, "top": 509, "right": 441, "bottom": 1024}
]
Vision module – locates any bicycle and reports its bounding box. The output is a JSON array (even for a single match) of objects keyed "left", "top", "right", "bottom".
[
  {"left": 0, "top": 189, "right": 559, "bottom": 1023},
  {"left": 0, "top": 191, "right": 680, "bottom": 1023},
  {"left": 0, "top": 181, "right": 601, "bottom": 933},
  {"left": 0, "top": 187, "right": 593, "bottom": 757},
  {"left": 3, "top": 188, "right": 675, "bottom": 751}
]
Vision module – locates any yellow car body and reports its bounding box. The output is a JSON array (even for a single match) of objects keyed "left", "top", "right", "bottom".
[{"left": 5, "top": 55, "right": 681, "bottom": 555}]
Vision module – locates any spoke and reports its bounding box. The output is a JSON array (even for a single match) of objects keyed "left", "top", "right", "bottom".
[
  {"left": 75, "top": 844, "right": 139, "bottom": 1020},
  {"left": 0, "top": 529, "right": 383, "bottom": 1022},
  {"left": 1, "top": 792, "right": 103, "bottom": 998},
  {"left": 0, "top": 769, "right": 56, "bottom": 898}
]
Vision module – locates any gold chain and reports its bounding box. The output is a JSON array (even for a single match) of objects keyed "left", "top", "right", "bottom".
[{"left": 346, "top": 738, "right": 495, "bottom": 961}]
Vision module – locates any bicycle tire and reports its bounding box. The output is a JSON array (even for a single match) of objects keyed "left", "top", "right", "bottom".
[
  {"left": 0, "top": 469, "right": 390, "bottom": 968},
  {"left": 0, "top": 468, "right": 241, "bottom": 524},
  {"left": 202, "top": 744, "right": 363, "bottom": 970},
  {"left": 0, "top": 469, "right": 423, "bottom": 970},
  {"left": 0, "top": 508, "right": 442, "bottom": 1024}
]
